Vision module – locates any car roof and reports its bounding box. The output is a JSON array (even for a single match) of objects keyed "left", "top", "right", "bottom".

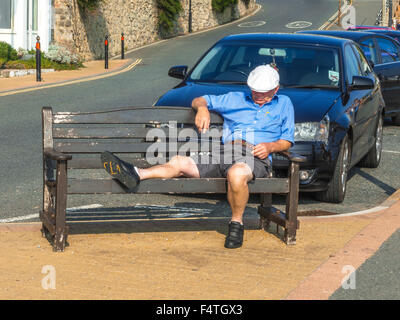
[
  {"left": 363, "top": 29, "right": 400, "bottom": 35},
  {"left": 348, "top": 25, "right": 393, "bottom": 30},
  {"left": 297, "top": 30, "right": 396, "bottom": 41},
  {"left": 218, "top": 33, "right": 350, "bottom": 47}
]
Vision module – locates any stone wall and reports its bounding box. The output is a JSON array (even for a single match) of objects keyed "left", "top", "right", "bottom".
[{"left": 53, "top": 0, "right": 256, "bottom": 61}]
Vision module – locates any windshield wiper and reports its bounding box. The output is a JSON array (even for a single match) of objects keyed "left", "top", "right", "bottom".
[
  {"left": 213, "top": 80, "right": 247, "bottom": 84},
  {"left": 284, "top": 84, "right": 338, "bottom": 89},
  {"left": 192, "top": 80, "right": 247, "bottom": 84}
]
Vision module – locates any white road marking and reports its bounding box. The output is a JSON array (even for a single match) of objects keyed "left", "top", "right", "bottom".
[
  {"left": 66, "top": 204, "right": 104, "bottom": 212},
  {"left": 238, "top": 21, "right": 266, "bottom": 27},
  {"left": 382, "top": 150, "right": 400, "bottom": 154},
  {"left": 286, "top": 21, "right": 312, "bottom": 29},
  {"left": 0, "top": 213, "right": 39, "bottom": 223},
  {"left": 0, "top": 204, "right": 104, "bottom": 223}
]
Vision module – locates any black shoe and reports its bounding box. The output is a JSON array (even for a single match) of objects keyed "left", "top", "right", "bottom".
[
  {"left": 101, "top": 151, "right": 140, "bottom": 191},
  {"left": 224, "top": 221, "right": 244, "bottom": 249}
]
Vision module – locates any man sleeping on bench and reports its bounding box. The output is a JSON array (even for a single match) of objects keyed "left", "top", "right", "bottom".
[{"left": 101, "top": 65, "right": 295, "bottom": 249}]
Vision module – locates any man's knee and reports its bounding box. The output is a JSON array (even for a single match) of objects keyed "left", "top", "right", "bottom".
[
  {"left": 227, "top": 163, "right": 252, "bottom": 187},
  {"left": 168, "top": 155, "right": 198, "bottom": 177}
]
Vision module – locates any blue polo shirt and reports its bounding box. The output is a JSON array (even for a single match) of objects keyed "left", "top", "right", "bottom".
[{"left": 202, "top": 91, "right": 295, "bottom": 146}]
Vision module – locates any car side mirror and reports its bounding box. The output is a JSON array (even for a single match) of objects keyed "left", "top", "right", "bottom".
[
  {"left": 168, "top": 65, "right": 188, "bottom": 79},
  {"left": 350, "top": 76, "right": 375, "bottom": 90}
]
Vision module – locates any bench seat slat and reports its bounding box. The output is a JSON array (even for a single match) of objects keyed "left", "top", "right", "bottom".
[
  {"left": 67, "top": 178, "right": 290, "bottom": 194},
  {"left": 53, "top": 107, "right": 223, "bottom": 124}
]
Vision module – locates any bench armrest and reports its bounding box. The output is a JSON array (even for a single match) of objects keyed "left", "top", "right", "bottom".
[
  {"left": 44, "top": 148, "right": 72, "bottom": 161},
  {"left": 277, "top": 151, "right": 307, "bottom": 163}
]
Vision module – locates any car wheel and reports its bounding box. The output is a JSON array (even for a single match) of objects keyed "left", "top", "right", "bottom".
[
  {"left": 315, "top": 135, "right": 350, "bottom": 203},
  {"left": 391, "top": 114, "right": 400, "bottom": 126},
  {"left": 358, "top": 113, "right": 383, "bottom": 168}
]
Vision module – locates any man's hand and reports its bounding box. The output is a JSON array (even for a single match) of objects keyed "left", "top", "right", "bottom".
[
  {"left": 192, "top": 97, "right": 210, "bottom": 133},
  {"left": 251, "top": 140, "right": 292, "bottom": 159}
]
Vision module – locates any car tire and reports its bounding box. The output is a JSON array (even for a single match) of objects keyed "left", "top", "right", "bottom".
[
  {"left": 391, "top": 114, "right": 400, "bottom": 126},
  {"left": 315, "top": 135, "right": 351, "bottom": 203},
  {"left": 358, "top": 113, "right": 383, "bottom": 168}
]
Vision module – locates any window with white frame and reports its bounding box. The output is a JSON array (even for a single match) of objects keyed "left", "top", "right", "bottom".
[{"left": 0, "top": 0, "right": 12, "bottom": 29}]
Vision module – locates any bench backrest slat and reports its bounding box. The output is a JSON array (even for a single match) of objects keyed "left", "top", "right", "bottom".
[
  {"left": 53, "top": 126, "right": 222, "bottom": 139},
  {"left": 53, "top": 107, "right": 224, "bottom": 124},
  {"left": 54, "top": 141, "right": 206, "bottom": 153}
]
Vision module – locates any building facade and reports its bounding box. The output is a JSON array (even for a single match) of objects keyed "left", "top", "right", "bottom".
[{"left": 0, "top": 0, "right": 52, "bottom": 52}]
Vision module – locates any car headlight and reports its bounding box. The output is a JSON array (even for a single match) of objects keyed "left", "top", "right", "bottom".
[{"left": 294, "top": 115, "right": 330, "bottom": 144}]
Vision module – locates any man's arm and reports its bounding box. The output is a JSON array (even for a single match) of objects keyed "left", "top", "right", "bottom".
[
  {"left": 251, "top": 140, "right": 292, "bottom": 160},
  {"left": 192, "top": 97, "right": 210, "bottom": 133}
]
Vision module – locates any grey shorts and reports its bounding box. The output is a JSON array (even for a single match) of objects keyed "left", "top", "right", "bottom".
[{"left": 192, "top": 144, "right": 272, "bottom": 179}]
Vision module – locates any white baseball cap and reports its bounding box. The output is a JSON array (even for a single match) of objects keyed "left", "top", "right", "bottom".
[{"left": 247, "top": 64, "right": 280, "bottom": 92}]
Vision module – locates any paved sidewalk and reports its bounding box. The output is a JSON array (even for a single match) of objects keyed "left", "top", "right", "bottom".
[
  {"left": 0, "top": 191, "right": 399, "bottom": 300},
  {"left": 0, "top": 58, "right": 139, "bottom": 96}
]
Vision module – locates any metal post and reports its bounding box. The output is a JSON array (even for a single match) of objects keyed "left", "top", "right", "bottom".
[
  {"left": 105, "top": 35, "right": 109, "bottom": 69},
  {"left": 36, "top": 36, "right": 42, "bottom": 82},
  {"left": 121, "top": 33, "right": 125, "bottom": 60},
  {"left": 337, "top": 0, "right": 342, "bottom": 27},
  {"left": 188, "top": 0, "right": 192, "bottom": 33},
  {"left": 389, "top": 0, "right": 393, "bottom": 28}
]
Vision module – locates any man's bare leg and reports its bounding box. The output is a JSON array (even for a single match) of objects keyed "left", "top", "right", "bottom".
[
  {"left": 137, "top": 155, "right": 200, "bottom": 180},
  {"left": 226, "top": 163, "right": 253, "bottom": 224}
]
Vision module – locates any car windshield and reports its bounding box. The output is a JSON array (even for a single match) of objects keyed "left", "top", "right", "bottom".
[{"left": 189, "top": 43, "right": 341, "bottom": 88}]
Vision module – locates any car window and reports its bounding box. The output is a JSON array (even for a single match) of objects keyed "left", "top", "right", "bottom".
[
  {"left": 351, "top": 44, "right": 373, "bottom": 75},
  {"left": 376, "top": 37, "right": 400, "bottom": 63},
  {"left": 189, "top": 43, "right": 341, "bottom": 88},
  {"left": 359, "top": 38, "right": 379, "bottom": 65},
  {"left": 344, "top": 45, "right": 362, "bottom": 84}
]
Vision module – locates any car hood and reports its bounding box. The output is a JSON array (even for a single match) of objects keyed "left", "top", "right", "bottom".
[{"left": 155, "top": 82, "right": 341, "bottom": 123}]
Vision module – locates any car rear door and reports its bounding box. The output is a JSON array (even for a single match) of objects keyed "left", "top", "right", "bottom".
[
  {"left": 343, "top": 44, "right": 376, "bottom": 163},
  {"left": 372, "top": 36, "right": 400, "bottom": 114},
  {"left": 352, "top": 43, "right": 382, "bottom": 150}
]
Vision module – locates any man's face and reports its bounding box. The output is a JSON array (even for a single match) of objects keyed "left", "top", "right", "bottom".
[{"left": 251, "top": 86, "right": 279, "bottom": 106}]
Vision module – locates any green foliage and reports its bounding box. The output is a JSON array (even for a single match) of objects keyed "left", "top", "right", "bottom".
[
  {"left": 77, "top": 0, "right": 102, "bottom": 10},
  {"left": 0, "top": 41, "right": 18, "bottom": 61},
  {"left": 0, "top": 57, "right": 7, "bottom": 68},
  {"left": 1, "top": 42, "right": 83, "bottom": 71},
  {"left": 156, "top": 0, "right": 183, "bottom": 35},
  {"left": 4, "top": 56, "right": 83, "bottom": 71},
  {"left": 211, "top": 0, "right": 238, "bottom": 13}
]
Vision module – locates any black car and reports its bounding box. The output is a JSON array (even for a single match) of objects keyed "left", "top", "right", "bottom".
[
  {"left": 298, "top": 30, "right": 400, "bottom": 125},
  {"left": 155, "top": 33, "right": 384, "bottom": 203}
]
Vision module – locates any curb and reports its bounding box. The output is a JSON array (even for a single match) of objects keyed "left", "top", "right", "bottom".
[
  {"left": 285, "top": 198, "right": 400, "bottom": 300},
  {"left": 1, "top": 189, "right": 399, "bottom": 231},
  {"left": 0, "top": 68, "right": 55, "bottom": 78}
]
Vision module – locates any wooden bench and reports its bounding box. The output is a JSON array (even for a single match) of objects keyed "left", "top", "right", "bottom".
[{"left": 41, "top": 106, "right": 306, "bottom": 251}]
